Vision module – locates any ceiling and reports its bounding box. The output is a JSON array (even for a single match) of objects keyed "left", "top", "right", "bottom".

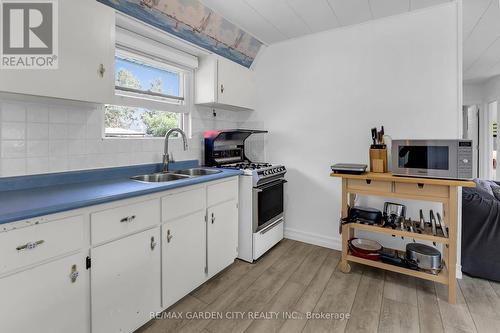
[
  {"left": 463, "top": 0, "right": 500, "bottom": 83},
  {"left": 199, "top": 0, "right": 500, "bottom": 84},
  {"left": 199, "top": 0, "right": 451, "bottom": 45}
]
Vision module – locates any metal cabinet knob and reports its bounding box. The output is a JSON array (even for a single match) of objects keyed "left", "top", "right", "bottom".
[
  {"left": 70, "top": 265, "right": 79, "bottom": 283},
  {"left": 220, "top": 84, "right": 224, "bottom": 94},
  {"left": 167, "top": 230, "right": 173, "bottom": 243},
  {"left": 98, "top": 64, "right": 105, "bottom": 78},
  {"left": 211, "top": 213, "right": 215, "bottom": 224},
  {"left": 150, "top": 236, "right": 157, "bottom": 250}
]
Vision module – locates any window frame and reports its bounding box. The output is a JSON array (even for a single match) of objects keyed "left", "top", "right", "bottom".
[{"left": 104, "top": 46, "right": 193, "bottom": 139}]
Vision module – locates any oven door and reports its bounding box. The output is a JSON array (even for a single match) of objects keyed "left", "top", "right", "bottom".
[{"left": 252, "top": 179, "right": 286, "bottom": 233}]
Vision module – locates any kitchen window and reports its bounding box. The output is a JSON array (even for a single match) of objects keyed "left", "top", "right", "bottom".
[{"left": 104, "top": 49, "right": 191, "bottom": 138}]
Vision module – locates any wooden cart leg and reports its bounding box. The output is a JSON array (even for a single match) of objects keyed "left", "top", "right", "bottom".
[
  {"left": 446, "top": 187, "right": 458, "bottom": 304},
  {"left": 340, "top": 179, "right": 351, "bottom": 273},
  {"left": 341, "top": 224, "right": 351, "bottom": 273}
]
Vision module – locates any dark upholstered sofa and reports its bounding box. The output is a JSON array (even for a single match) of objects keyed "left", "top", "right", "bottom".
[{"left": 462, "top": 180, "right": 500, "bottom": 281}]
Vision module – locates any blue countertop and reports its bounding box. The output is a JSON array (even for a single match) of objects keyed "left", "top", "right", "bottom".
[{"left": 0, "top": 161, "right": 241, "bottom": 225}]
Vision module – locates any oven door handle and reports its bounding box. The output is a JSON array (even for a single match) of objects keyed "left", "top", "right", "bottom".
[{"left": 255, "top": 179, "right": 287, "bottom": 192}]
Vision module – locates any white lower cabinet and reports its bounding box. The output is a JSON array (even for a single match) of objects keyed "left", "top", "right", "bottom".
[
  {"left": 162, "top": 211, "right": 206, "bottom": 308},
  {"left": 207, "top": 199, "right": 239, "bottom": 277},
  {"left": 91, "top": 227, "right": 161, "bottom": 333},
  {"left": 0, "top": 177, "right": 239, "bottom": 333},
  {"left": 0, "top": 252, "right": 89, "bottom": 333}
]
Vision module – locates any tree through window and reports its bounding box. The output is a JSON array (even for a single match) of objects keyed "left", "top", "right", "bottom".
[{"left": 104, "top": 53, "right": 185, "bottom": 137}]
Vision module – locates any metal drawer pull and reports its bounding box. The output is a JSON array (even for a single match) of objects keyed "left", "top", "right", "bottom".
[
  {"left": 167, "top": 230, "right": 173, "bottom": 243},
  {"left": 211, "top": 213, "right": 215, "bottom": 224},
  {"left": 120, "top": 215, "right": 136, "bottom": 223},
  {"left": 16, "top": 240, "right": 44, "bottom": 251},
  {"left": 150, "top": 236, "right": 157, "bottom": 250},
  {"left": 417, "top": 183, "right": 425, "bottom": 189},
  {"left": 70, "top": 265, "right": 79, "bottom": 283}
]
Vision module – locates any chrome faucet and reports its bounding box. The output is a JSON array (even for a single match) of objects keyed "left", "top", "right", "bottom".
[{"left": 163, "top": 128, "right": 188, "bottom": 172}]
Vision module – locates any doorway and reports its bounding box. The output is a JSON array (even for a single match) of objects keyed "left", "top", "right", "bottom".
[{"left": 465, "top": 102, "right": 500, "bottom": 180}]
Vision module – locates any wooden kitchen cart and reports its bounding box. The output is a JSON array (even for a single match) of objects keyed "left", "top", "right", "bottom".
[{"left": 331, "top": 172, "right": 475, "bottom": 304}]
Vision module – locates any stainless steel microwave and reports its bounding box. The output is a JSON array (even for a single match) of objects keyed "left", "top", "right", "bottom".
[{"left": 391, "top": 139, "right": 473, "bottom": 180}]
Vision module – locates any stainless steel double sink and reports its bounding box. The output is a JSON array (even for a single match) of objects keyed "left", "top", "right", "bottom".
[{"left": 130, "top": 168, "right": 222, "bottom": 183}]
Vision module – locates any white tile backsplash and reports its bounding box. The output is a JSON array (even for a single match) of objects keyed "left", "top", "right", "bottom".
[
  {"left": 2, "top": 103, "right": 26, "bottom": 122},
  {"left": 1, "top": 158, "right": 26, "bottom": 176},
  {"left": 27, "top": 123, "right": 49, "bottom": 140},
  {"left": 48, "top": 107, "right": 67, "bottom": 123},
  {"left": 0, "top": 98, "right": 253, "bottom": 177},
  {"left": 1, "top": 122, "right": 26, "bottom": 140},
  {"left": 1, "top": 140, "right": 26, "bottom": 158},
  {"left": 27, "top": 156, "right": 49, "bottom": 174},
  {"left": 49, "top": 123, "right": 68, "bottom": 140},
  {"left": 27, "top": 140, "right": 49, "bottom": 157},
  {"left": 26, "top": 104, "right": 49, "bottom": 123}
]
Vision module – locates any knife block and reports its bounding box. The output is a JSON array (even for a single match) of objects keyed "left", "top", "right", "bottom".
[{"left": 369, "top": 148, "right": 388, "bottom": 173}]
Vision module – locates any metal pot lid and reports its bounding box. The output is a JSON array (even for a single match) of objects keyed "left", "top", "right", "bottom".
[{"left": 406, "top": 243, "right": 440, "bottom": 256}]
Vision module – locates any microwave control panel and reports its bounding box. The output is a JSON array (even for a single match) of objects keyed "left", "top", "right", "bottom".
[{"left": 457, "top": 141, "right": 473, "bottom": 179}]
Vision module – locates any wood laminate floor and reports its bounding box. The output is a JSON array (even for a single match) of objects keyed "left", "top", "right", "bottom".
[{"left": 136, "top": 239, "right": 500, "bottom": 333}]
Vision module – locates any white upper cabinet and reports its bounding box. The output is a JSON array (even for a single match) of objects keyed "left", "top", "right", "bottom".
[
  {"left": 195, "top": 56, "right": 256, "bottom": 111},
  {"left": 0, "top": 0, "right": 115, "bottom": 104}
]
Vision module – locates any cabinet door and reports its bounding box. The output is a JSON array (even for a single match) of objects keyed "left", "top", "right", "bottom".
[
  {"left": 162, "top": 211, "right": 206, "bottom": 308},
  {"left": 91, "top": 228, "right": 161, "bottom": 333},
  {"left": 217, "top": 58, "right": 255, "bottom": 110},
  {"left": 0, "top": 253, "right": 89, "bottom": 333},
  {"left": 0, "top": 0, "right": 115, "bottom": 103},
  {"left": 207, "top": 200, "right": 238, "bottom": 277}
]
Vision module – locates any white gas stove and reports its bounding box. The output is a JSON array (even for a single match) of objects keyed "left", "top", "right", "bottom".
[{"left": 204, "top": 130, "right": 287, "bottom": 262}]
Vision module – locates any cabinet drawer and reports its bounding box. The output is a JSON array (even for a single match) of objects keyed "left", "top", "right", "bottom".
[
  {"left": 394, "top": 182, "right": 449, "bottom": 198},
  {"left": 347, "top": 179, "right": 391, "bottom": 192},
  {"left": 162, "top": 188, "right": 205, "bottom": 222},
  {"left": 0, "top": 215, "right": 84, "bottom": 274},
  {"left": 91, "top": 199, "right": 160, "bottom": 244},
  {"left": 207, "top": 178, "right": 238, "bottom": 207}
]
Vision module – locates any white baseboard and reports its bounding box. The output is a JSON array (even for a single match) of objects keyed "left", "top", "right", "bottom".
[
  {"left": 284, "top": 227, "right": 341, "bottom": 251},
  {"left": 456, "top": 265, "right": 462, "bottom": 279},
  {"left": 284, "top": 227, "right": 464, "bottom": 279}
]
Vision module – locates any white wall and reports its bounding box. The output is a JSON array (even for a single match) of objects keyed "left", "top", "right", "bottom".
[
  {"left": 463, "top": 82, "right": 484, "bottom": 105},
  {"left": 252, "top": 3, "right": 461, "bottom": 250},
  {"left": 481, "top": 75, "right": 500, "bottom": 103},
  {"left": 0, "top": 96, "right": 249, "bottom": 177}
]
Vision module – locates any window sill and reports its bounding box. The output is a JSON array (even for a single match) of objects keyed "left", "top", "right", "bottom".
[{"left": 102, "top": 136, "right": 188, "bottom": 140}]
